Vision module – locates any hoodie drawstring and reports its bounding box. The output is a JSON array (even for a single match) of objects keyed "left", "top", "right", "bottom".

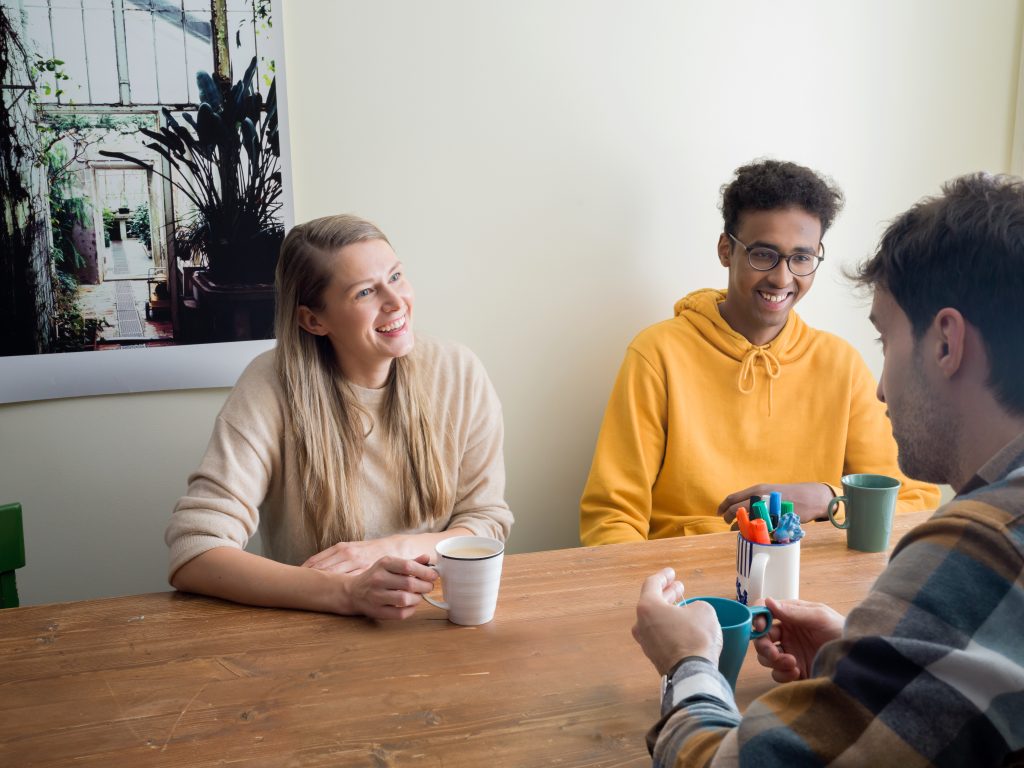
[{"left": 738, "top": 346, "right": 781, "bottom": 415}]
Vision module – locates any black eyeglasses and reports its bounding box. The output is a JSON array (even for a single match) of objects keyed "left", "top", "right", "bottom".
[{"left": 727, "top": 233, "right": 825, "bottom": 276}]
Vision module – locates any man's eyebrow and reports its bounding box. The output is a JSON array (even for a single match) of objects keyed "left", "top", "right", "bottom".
[{"left": 748, "top": 239, "right": 817, "bottom": 253}]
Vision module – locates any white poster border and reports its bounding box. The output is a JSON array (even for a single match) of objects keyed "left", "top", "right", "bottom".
[{"left": 0, "top": 0, "right": 293, "bottom": 405}]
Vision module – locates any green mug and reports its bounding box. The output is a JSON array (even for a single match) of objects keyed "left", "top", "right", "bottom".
[{"left": 826, "top": 473, "right": 901, "bottom": 552}]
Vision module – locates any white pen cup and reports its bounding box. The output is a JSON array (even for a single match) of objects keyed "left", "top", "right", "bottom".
[
  {"left": 423, "top": 536, "right": 505, "bottom": 625},
  {"left": 735, "top": 534, "right": 800, "bottom": 605}
]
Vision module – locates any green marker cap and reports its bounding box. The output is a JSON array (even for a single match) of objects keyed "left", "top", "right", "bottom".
[{"left": 751, "top": 500, "right": 774, "bottom": 533}]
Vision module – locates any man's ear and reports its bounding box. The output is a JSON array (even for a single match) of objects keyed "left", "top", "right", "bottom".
[
  {"left": 297, "top": 305, "right": 328, "bottom": 336},
  {"left": 717, "top": 233, "right": 732, "bottom": 267},
  {"left": 934, "top": 307, "right": 966, "bottom": 378}
]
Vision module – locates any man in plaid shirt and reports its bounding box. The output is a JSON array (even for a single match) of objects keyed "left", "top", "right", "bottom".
[{"left": 633, "top": 172, "right": 1024, "bottom": 767}]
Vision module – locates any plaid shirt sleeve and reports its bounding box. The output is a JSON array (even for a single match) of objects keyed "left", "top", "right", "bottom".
[{"left": 649, "top": 464, "right": 1024, "bottom": 767}]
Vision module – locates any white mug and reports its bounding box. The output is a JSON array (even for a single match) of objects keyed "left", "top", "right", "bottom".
[
  {"left": 736, "top": 534, "right": 800, "bottom": 605},
  {"left": 423, "top": 536, "right": 505, "bottom": 625}
]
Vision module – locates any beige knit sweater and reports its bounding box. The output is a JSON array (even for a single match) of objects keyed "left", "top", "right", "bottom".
[{"left": 165, "top": 335, "right": 513, "bottom": 577}]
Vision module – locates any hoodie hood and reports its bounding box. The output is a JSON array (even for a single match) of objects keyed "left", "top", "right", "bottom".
[
  {"left": 673, "top": 288, "right": 815, "bottom": 415},
  {"left": 673, "top": 288, "right": 814, "bottom": 362}
]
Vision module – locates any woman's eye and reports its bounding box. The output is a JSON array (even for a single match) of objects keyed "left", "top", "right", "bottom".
[
  {"left": 356, "top": 288, "right": 372, "bottom": 298},
  {"left": 389, "top": 272, "right": 402, "bottom": 283}
]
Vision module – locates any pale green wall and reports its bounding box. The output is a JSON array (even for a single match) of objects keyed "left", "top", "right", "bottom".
[{"left": 1, "top": 0, "right": 1014, "bottom": 604}]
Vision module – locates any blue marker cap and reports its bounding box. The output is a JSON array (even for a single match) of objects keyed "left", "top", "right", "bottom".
[{"left": 769, "top": 492, "right": 782, "bottom": 519}]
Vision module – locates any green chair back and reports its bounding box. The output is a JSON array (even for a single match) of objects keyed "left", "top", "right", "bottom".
[{"left": 0, "top": 502, "right": 26, "bottom": 608}]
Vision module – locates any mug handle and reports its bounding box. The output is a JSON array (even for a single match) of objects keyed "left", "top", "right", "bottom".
[
  {"left": 422, "top": 593, "right": 448, "bottom": 609},
  {"left": 748, "top": 551, "right": 769, "bottom": 605},
  {"left": 422, "top": 564, "right": 448, "bottom": 609},
  {"left": 827, "top": 495, "right": 849, "bottom": 529},
  {"left": 749, "top": 605, "right": 773, "bottom": 639}
]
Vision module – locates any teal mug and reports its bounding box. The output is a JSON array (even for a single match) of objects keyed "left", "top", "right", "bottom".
[
  {"left": 827, "top": 473, "right": 901, "bottom": 552},
  {"left": 681, "top": 597, "right": 772, "bottom": 689}
]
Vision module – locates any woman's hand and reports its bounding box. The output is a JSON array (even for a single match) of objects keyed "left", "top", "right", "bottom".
[
  {"left": 340, "top": 554, "right": 438, "bottom": 620},
  {"left": 303, "top": 534, "right": 425, "bottom": 574},
  {"left": 169, "top": 546, "right": 439, "bottom": 620},
  {"left": 303, "top": 528, "right": 475, "bottom": 574},
  {"left": 717, "top": 482, "right": 835, "bottom": 525},
  {"left": 752, "top": 597, "right": 845, "bottom": 682}
]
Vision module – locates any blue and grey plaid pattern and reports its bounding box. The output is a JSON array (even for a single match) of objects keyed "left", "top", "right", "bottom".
[{"left": 649, "top": 433, "right": 1024, "bottom": 767}]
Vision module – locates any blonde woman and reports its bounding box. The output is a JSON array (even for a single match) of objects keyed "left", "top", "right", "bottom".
[{"left": 166, "top": 215, "right": 513, "bottom": 619}]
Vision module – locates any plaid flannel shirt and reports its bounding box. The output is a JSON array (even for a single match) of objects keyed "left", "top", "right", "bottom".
[{"left": 649, "top": 432, "right": 1024, "bottom": 767}]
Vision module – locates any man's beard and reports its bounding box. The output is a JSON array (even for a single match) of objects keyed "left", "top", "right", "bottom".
[{"left": 890, "top": 360, "right": 957, "bottom": 486}]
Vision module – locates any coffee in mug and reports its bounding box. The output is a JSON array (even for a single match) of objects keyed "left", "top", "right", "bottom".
[{"left": 444, "top": 547, "right": 497, "bottom": 558}]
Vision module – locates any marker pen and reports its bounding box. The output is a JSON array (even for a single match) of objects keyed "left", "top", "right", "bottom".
[
  {"left": 749, "top": 518, "right": 771, "bottom": 545},
  {"left": 737, "top": 507, "right": 751, "bottom": 540},
  {"left": 769, "top": 491, "right": 782, "bottom": 527},
  {"left": 751, "top": 500, "right": 773, "bottom": 533}
]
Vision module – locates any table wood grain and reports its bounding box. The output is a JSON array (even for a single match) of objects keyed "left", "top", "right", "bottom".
[{"left": 0, "top": 511, "right": 931, "bottom": 767}]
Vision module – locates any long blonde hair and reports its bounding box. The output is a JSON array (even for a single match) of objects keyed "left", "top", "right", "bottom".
[{"left": 274, "top": 214, "right": 451, "bottom": 548}]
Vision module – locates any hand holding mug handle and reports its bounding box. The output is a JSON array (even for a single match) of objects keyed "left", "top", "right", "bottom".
[
  {"left": 422, "top": 564, "right": 447, "bottom": 610},
  {"left": 827, "top": 495, "right": 849, "bottom": 529},
  {"left": 749, "top": 605, "right": 772, "bottom": 639}
]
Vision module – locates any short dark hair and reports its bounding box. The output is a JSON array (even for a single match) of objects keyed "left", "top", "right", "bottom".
[
  {"left": 720, "top": 159, "right": 845, "bottom": 237},
  {"left": 853, "top": 172, "right": 1024, "bottom": 416}
]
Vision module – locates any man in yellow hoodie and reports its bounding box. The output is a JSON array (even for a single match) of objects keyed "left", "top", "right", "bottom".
[{"left": 580, "top": 159, "right": 939, "bottom": 544}]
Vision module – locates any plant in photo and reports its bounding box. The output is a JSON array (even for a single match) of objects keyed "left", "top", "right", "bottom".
[
  {"left": 49, "top": 255, "right": 110, "bottom": 352},
  {"left": 46, "top": 143, "right": 91, "bottom": 272},
  {"left": 99, "top": 57, "right": 283, "bottom": 285},
  {"left": 127, "top": 204, "right": 150, "bottom": 247},
  {"left": 102, "top": 207, "right": 114, "bottom": 246}
]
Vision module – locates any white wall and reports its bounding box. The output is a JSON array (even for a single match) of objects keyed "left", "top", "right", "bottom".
[{"left": 2, "top": 0, "right": 1018, "bottom": 605}]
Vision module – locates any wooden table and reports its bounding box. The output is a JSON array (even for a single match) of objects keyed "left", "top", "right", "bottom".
[{"left": 0, "top": 511, "right": 931, "bottom": 767}]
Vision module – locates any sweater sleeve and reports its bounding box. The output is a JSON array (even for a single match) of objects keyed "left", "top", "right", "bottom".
[
  {"left": 444, "top": 351, "right": 514, "bottom": 542},
  {"left": 842, "top": 353, "right": 941, "bottom": 513},
  {"left": 580, "top": 347, "right": 668, "bottom": 546},
  {"left": 649, "top": 509, "right": 1024, "bottom": 767},
  {"left": 164, "top": 415, "right": 271, "bottom": 579},
  {"left": 164, "top": 357, "right": 282, "bottom": 579}
]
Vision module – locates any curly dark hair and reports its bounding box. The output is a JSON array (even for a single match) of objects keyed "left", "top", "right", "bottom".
[
  {"left": 852, "top": 172, "right": 1024, "bottom": 416},
  {"left": 719, "top": 159, "right": 845, "bottom": 237}
]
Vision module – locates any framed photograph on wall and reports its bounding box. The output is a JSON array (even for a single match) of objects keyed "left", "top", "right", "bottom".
[{"left": 0, "top": 0, "right": 294, "bottom": 403}]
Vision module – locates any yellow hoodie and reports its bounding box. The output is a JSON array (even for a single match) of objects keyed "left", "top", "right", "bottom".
[{"left": 579, "top": 288, "right": 939, "bottom": 545}]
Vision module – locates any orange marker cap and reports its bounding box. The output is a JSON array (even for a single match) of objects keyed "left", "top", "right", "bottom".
[
  {"left": 749, "top": 518, "right": 771, "bottom": 545},
  {"left": 737, "top": 507, "right": 751, "bottom": 539}
]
